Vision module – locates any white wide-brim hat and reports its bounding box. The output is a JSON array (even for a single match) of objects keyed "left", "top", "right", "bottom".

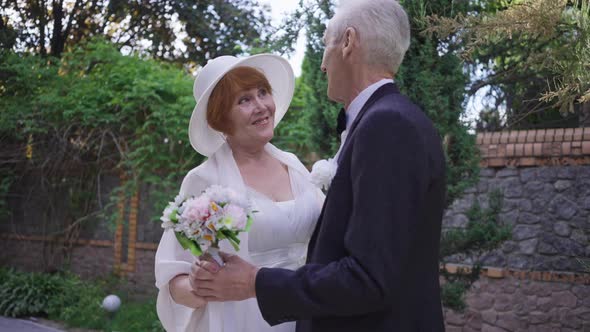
[{"left": 189, "top": 54, "right": 295, "bottom": 157}]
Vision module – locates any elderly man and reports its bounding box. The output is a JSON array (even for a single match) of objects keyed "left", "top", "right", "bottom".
[{"left": 193, "top": 0, "right": 447, "bottom": 331}]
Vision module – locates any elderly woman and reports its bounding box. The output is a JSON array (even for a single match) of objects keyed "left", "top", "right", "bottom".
[{"left": 154, "top": 54, "right": 323, "bottom": 332}]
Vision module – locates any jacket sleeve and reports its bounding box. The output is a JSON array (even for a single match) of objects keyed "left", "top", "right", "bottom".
[{"left": 255, "top": 110, "right": 430, "bottom": 325}]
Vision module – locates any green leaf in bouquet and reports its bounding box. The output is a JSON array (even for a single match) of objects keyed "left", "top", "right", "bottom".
[
  {"left": 227, "top": 230, "right": 241, "bottom": 244},
  {"left": 175, "top": 232, "right": 203, "bottom": 256},
  {"left": 245, "top": 216, "right": 254, "bottom": 232},
  {"left": 220, "top": 230, "right": 241, "bottom": 251},
  {"left": 228, "top": 239, "right": 240, "bottom": 251},
  {"left": 170, "top": 209, "right": 179, "bottom": 223}
]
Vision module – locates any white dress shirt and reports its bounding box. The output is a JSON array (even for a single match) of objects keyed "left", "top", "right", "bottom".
[{"left": 333, "top": 78, "right": 395, "bottom": 162}]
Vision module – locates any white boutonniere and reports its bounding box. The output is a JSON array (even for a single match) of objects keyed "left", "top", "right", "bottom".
[{"left": 310, "top": 158, "right": 337, "bottom": 191}]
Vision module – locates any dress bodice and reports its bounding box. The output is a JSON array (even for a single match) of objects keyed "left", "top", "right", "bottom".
[{"left": 246, "top": 171, "right": 319, "bottom": 269}]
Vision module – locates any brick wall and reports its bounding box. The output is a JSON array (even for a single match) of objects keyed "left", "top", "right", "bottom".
[
  {"left": 477, "top": 128, "right": 590, "bottom": 168},
  {"left": 126, "top": 248, "right": 158, "bottom": 296},
  {"left": 0, "top": 236, "right": 115, "bottom": 277}
]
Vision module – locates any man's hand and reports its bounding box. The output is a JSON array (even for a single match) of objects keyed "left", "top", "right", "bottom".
[
  {"left": 188, "top": 253, "right": 222, "bottom": 295},
  {"left": 192, "top": 252, "right": 259, "bottom": 302}
]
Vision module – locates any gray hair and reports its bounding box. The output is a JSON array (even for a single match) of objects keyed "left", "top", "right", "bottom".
[{"left": 328, "top": 0, "right": 411, "bottom": 74}]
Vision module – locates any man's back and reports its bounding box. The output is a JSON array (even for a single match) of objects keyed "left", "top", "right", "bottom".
[{"left": 300, "top": 84, "right": 446, "bottom": 331}]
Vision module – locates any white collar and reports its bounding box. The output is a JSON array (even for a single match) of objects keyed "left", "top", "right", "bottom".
[{"left": 345, "top": 78, "right": 394, "bottom": 130}]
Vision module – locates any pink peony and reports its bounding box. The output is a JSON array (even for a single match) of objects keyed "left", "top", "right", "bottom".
[{"left": 182, "top": 195, "right": 211, "bottom": 222}]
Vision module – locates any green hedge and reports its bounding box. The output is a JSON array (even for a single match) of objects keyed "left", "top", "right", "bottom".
[{"left": 0, "top": 268, "right": 163, "bottom": 331}]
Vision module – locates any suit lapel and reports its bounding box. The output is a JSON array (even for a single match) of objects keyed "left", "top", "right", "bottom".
[{"left": 337, "top": 82, "right": 398, "bottom": 164}]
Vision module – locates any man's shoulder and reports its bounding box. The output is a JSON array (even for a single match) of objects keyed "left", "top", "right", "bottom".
[{"left": 364, "top": 92, "right": 431, "bottom": 130}]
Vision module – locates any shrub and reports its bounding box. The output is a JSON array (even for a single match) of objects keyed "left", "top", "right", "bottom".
[{"left": 0, "top": 268, "right": 163, "bottom": 331}]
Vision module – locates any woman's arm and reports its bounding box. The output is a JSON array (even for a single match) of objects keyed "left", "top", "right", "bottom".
[{"left": 169, "top": 274, "right": 207, "bottom": 309}]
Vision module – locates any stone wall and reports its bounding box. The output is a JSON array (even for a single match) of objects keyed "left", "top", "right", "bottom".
[
  {"left": 444, "top": 274, "right": 590, "bottom": 332},
  {"left": 443, "top": 165, "right": 590, "bottom": 272},
  {"left": 442, "top": 128, "right": 590, "bottom": 331}
]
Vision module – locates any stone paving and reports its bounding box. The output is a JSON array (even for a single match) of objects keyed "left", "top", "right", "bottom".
[{"left": 0, "top": 317, "right": 64, "bottom": 332}]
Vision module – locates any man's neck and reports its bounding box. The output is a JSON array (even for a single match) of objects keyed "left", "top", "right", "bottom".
[{"left": 344, "top": 68, "right": 393, "bottom": 110}]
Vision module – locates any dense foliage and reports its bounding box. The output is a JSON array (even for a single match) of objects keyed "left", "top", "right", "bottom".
[
  {"left": 0, "top": 38, "right": 201, "bottom": 226},
  {"left": 426, "top": 0, "right": 590, "bottom": 129},
  {"left": 0, "top": 268, "right": 163, "bottom": 331}
]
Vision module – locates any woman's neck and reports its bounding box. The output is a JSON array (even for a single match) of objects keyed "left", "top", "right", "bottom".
[{"left": 227, "top": 139, "right": 268, "bottom": 166}]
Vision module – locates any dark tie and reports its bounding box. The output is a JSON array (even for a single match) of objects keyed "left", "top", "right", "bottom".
[{"left": 336, "top": 108, "right": 346, "bottom": 136}]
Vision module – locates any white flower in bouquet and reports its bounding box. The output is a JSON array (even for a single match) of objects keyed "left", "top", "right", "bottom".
[
  {"left": 205, "top": 185, "right": 230, "bottom": 203},
  {"left": 227, "top": 189, "right": 249, "bottom": 208},
  {"left": 160, "top": 204, "right": 177, "bottom": 229},
  {"left": 221, "top": 204, "right": 248, "bottom": 229},
  {"left": 160, "top": 194, "right": 186, "bottom": 229},
  {"left": 174, "top": 194, "right": 186, "bottom": 206},
  {"left": 310, "top": 158, "right": 337, "bottom": 191}
]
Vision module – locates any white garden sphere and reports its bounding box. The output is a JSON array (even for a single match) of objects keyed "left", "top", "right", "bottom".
[{"left": 102, "top": 294, "right": 122, "bottom": 312}]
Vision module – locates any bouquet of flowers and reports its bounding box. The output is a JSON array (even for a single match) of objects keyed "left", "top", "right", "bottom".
[{"left": 161, "top": 185, "right": 254, "bottom": 265}]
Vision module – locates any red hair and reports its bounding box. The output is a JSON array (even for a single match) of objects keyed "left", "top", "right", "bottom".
[{"left": 207, "top": 67, "right": 272, "bottom": 134}]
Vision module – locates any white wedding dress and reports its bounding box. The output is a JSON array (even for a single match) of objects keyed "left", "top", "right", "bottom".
[{"left": 155, "top": 143, "right": 323, "bottom": 332}]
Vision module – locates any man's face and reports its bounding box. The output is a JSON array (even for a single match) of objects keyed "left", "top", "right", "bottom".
[{"left": 321, "top": 26, "right": 346, "bottom": 104}]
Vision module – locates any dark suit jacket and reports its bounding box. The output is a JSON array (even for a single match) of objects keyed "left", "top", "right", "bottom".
[{"left": 255, "top": 83, "right": 447, "bottom": 332}]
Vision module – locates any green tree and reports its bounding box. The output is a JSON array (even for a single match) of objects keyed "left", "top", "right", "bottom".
[
  {"left": 299, "top": 0, "right": 341, "bottom": 158},
  {"left": 270, "top": 0, "right": 339, "bottom": 164},
  {"left": 0, "top": 0, "right": 272, "bottom": 63},
  {"left": 273, "top": 76, "right": 314, "bottom": 160},
  {"left": 397, "top": 0, "right": 480, "bottom": 204},
  {"left": 426, "top": 0, "right": 590, "bottom": 129}
]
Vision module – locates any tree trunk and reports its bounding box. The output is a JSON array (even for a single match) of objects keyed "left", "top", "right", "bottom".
[
  {"left": 36, "top": 0, "right": 47, "bottom": 56},
  {"left": 580, "top": 102, "right": 590, "bottom": 127},
  {"left": 50, "top": 0, "right": 65, "bottom": 57}
]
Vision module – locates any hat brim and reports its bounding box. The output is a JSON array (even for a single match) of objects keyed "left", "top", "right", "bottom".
[{"left": 189, "top": 54, "right": 295, "bottom": 157}]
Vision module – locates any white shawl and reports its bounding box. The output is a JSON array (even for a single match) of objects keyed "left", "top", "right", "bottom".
[{"left": 154, "top": 142, "right": 320, "bottom": 332}]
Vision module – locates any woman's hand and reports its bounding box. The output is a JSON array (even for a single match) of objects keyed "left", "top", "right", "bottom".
[{"left": 169, "top": 274, "right": 207, "bottom": 309}]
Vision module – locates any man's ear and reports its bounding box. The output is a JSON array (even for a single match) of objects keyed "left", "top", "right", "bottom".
[{"left": 342, "top": 27, "right": 357, "bottom": 58}]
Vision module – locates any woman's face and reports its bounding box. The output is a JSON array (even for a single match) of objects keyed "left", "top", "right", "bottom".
[{"left": 226, "top": 86, "right": 276, "bottom": 146}]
